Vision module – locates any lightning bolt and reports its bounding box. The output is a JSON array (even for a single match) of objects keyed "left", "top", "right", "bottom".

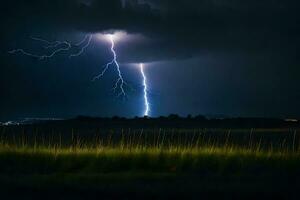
[
  {"left": 92, "top": 35, "right": 127, "bottom": 98},
  {"left": 8, "top": 35, "right": 93, "bottom": 60},
  {"left": 8, "top": 41, "right": 71, "bottom": 60},
  {"left": 70, "top": 35, "right": 93, "bottom": 58},
  {"left": 8, "top": 33, "right": 128, "bottom": 97},
  {"left": 140, "top": 63, "right": 150, "bottom": 116},
  {"left": 8, "top": 33, "right": 143, "bottom": 111}
]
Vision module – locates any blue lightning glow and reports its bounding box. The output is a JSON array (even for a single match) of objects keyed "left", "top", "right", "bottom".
[
  {"left": 70, "top": 35, "right": 93, "bottom": 58},
  {"left": 8, "top": 35, "right": 93, "bottom": 60},
  {"left": 30, "top": 37, "right": 65, "bottom": 49},
  {"left": 8, "top": 40, "right": 72, "bottom": 60},
  {"left": 92, "top": 35, "right": 126, "bottom": 97},
  {"left": 8, "top": 33, "right": 148, "bottom": 113},
  {"left": 140, "top": 63, "right": 150, "bottom": 116},
  {"left": 9, "top": 33, "right": 128, "bottom": 97}
]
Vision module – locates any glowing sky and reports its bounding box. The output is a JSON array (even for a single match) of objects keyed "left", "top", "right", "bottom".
[{"left": 1, "top": 0, "right": 300, "bottom": 120}]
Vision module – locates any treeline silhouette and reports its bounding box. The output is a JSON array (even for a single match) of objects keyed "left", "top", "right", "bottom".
[
  {"left": 60, "top": 114, "right": 299, "bottom": 129},
  {"left": 1, "top": 115, "right": 299, "bottom": 130}
]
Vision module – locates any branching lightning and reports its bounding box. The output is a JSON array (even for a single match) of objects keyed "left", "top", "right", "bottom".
[
  {"left": 8, "top": 41, "right": 71, "bottom": 60},
  {"left": 70, "top": 35, "right": 93, "bottom": 58},
  {"left": 9, "top": 33, "right": 128, "bottom": 97},
  {"left": 140, "top": 63, "right": 150, "bottom": 116},
  {"left": 8, "top": 35, "right": 93, "bottom": 60},
  {"left": 30, "top": 37, "right": 67, "bottom": 49},
  {"left": 92, "top": 35, "right": 127, "bottom": 98},
  {"left": 8, "top": 32, "right": 151, "bottom": 115}
]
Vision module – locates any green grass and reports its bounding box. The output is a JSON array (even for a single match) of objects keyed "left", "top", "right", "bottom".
[
  {"left": 0, "top": 144, "right": 298, "bottom": 173},
  {"left": 0, "top": 130, "right": 299, "bottom": 199}
]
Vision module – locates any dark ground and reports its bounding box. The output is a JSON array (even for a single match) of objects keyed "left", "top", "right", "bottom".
[{"left": 0, "top": 117, "right": 299, "bottom": 200}]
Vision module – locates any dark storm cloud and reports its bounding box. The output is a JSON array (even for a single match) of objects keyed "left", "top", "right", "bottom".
[
  {"left": 2, "top": 0, "right": 300, "bottom": 62},
  {"left": 126, "top": 0, "right": 300, "bottom": 61},
  {"left": 1, "top": 0, "right": 157, "bottom": 33}
]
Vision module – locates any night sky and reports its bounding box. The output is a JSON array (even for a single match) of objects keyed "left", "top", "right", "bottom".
[{"left": 1, "top": 0, "right": 300, "bottom": 121}]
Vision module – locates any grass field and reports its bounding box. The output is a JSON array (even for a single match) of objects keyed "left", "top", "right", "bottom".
[{"left": 0, "top": 128, "right": 299, "bottom": 199}]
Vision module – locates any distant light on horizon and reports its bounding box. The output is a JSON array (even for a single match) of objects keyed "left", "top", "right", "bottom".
[{"left": 285, "top": 119, "right": 298, "bottom": 122}]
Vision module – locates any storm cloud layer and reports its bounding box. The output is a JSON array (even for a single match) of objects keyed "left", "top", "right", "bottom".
[{"left": 2, "top": 0, "right": 300, "bottom": 61}]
